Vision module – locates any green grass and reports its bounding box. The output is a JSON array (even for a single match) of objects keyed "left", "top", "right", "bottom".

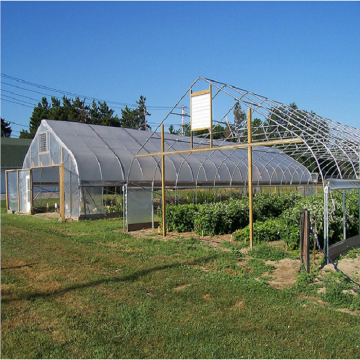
[{"left": 1, "top": 200, "right": 360, "bottom": 359}]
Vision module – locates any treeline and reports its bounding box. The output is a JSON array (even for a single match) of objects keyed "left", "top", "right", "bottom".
[{"left": 19, "top": 95, "right": 150, "bottom": 139}]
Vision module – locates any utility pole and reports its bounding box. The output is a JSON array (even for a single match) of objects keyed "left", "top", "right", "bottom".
[
  {"left": 180, "top": 105, "right": 188, "bottom": 136},
  {"left": 144, "top": 105, "right": 147, "bottom": 131}
]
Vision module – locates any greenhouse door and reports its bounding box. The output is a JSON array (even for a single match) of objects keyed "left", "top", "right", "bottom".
[{"left": 126, "top": 187, "right": 153, "bottom": 231}]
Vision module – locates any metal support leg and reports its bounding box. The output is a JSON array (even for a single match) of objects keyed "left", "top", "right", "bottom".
[
  {"left": 343, "top": 190, "right": 347, "bottom": 241},
  {"left": 324, "top": 185, "right": 329, "bottom": 264}
]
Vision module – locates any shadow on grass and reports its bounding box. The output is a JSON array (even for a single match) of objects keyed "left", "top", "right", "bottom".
[
  {"left": 2, "top": 255, "right": 215, "bottom": 303},
  {"left": 1, "top": 263, "right": 38, "bottom": 270}
]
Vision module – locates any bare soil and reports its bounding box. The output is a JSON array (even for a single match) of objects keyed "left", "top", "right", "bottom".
[{"left": 265, "top": 258, "right": 301, "bottom": 289}]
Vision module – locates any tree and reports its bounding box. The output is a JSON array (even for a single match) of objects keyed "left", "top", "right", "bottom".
[
  {"left": 168, "top": 124, "right": 176, "bottom": 134},
  {"left": 136, "top": 95, "right": 151, "bottom": 131},
  {"left": 1, "top": 118, "right": 12, "bottom": 137},
  {"left": 20, "top": 96, "right": 122, "bottom": 138},
  {"left": 119, "top": 95, "right": 151, "bottom": 130},
  {"left": 89, "top": 100, "right": 121, "bottom": 127},
  {"left": 22, "top": 97, "right": 51, "bottom": 138},
  {"left": 233, "top": 101, "right": 246, "bottom": 127}
]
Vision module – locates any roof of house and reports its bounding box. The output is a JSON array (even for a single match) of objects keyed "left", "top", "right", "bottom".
[{"left": 1, "top": 138, "right": 32, "bottom": 168}]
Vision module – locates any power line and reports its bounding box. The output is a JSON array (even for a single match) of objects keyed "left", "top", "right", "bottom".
[
  {"left": 1, "top": 97, "right": 35, "bottom": 108},
  {"left": 1, "top": 73, "right": 179, "bottom": 110},
  {"left": 7, "top": 121, "right": 30, "bottom": 128},
  {"left": 1, "top": 94, "right": 37, "bottom": 106},
  {"left": 2, "top": 89, "right": 40, "bottom": 103}
]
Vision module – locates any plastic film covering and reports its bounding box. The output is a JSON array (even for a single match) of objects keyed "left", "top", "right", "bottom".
[
  {"left": 63, "top": 151, "right": 71, "bottom": 218},
  {"left": 38, "top": 120, "right": 312, "bottom": 187},
  {"left": 80, "top": 187, "right": 103, "bottom": 216},
  {"left": 71, "top": 158, "right": 79, "bottom": 218},
  {"left": 19, "top": 170, "right": 30, "bottom": 213},
  {"left": 30, "top": 135, "right": 38, "bottom": 168},
  {"left": 327, "top": 179, "right": 360, "bottom": 190},
  {"left": 50, "top": 132, "right": 62, "bottom": 165},
  {"left": 7, "top": 171, "right": 19, "bottom": 212},
  {"left": 127, "top": 188, "right": 152, "bottom": 225}
]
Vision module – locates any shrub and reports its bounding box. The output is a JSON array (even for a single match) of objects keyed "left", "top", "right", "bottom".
[
  {"left": 193, "top": 199, "right": 249, "bottom": 236},
  {"left": 165, "top": 204, "right": 198, "bottom": 232},
  {"left": 233, "top": 218, "right": 283, "bottom": 244}
]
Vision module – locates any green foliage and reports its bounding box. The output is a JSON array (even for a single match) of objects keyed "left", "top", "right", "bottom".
[
  {"left": 233, "top": 218, "right": 283, "bottom": 244},
  {"left": 165, "top": 193, "right": 303, "bottom": 238},
  {"left": 20, "top": 95, "right": 151, "bottom": 138},
  {"left": 319, "top": 272, "right": 360, "bottom": 311},
  {"left": 249, "top": 243, "right": 288, "bottom": 261},
  {"left": 120, "top": 95, "right": 151, "bottom": 131},
  {"left": 1, "top": 118, "right": 12, "bottom": 137},
  {"left": 193, "top": 199, "right": 249, "bottom": 236},
  {"left": 164, "top": 190, "right": 359, "bottom": 250},
  {"left": 165, "top": 204, "right": 198, "bottom": 232},
  {"left": 342, "top": 248, "right": 360, "bottom": 259}
]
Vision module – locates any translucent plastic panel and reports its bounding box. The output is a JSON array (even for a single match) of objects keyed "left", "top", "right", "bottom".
[
  {"left": 63, "top": 151, "right": 71, "bottom": 218},
  {"left": 71, "top": 159, "right": 79, "bottom": 218},
  {"left": 7, "top": 171, "right": 18, "bottom": 212},
  {"left": 50, "top": 132, "right": 62, "bottom": 165},
  {"left": 80, "top": 187, "right": 103, "bottom": 216},
  {"left": 127, "top": 188, "right": 152, "bottom": 225},
  {"left": 30, "top": 136, "right": 38, "bottom": 168},
  {"left": 19, "top": 170, "right": 30, "bottom": 213}
]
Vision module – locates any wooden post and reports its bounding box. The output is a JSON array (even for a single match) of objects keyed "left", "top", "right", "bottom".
[
  {"left": 59, "top": 163, "right": 65, "bottom": 222},
  {"left": 161, "top": 125, "right": 166, "bottom": 237},
  {"left": 69, "top": 157, "right": 72, "bottom": 218},
  {"left": 17, "top": 170, "right": 20, "bottom": 212},
  {"left": 300, "top": 209, "right": 310, "bottom": 273},
  {"left": 209, "top": 85, "right": 213, "bottom": 148},
  {"left": 248, "top": 108, "right": 253, "bottom": 250},
  {"left": 5, "top": 171, "right": 9, "bottom": 210}
]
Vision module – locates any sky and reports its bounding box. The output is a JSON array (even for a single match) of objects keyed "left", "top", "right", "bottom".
[{"left": 1, "top": 1, "right": 360, "bottom": 137}]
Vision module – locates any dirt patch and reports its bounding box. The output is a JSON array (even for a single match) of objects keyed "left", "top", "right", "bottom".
[
  {"left": 173, "top": 284, "right": 191, "bottom": 291},
  {"left": 335, "top": 308, "right": 360, "bottom": 316},
  {"left": 322, "top": 257, "right": 360, "bottom": 282},
  {"left": 202, "top": 294, "right": 211, "bottom": 301},
  {"left": 299, "top": 294, "right": 329, "bottom": 306},
  {"left": 33, "top": 212, "right": 60, "bottom": 220},
  {"left": 265, "top": 258, "right": 301, "bottom": 289},
  {"left": 231, "top": 299, "right": 245, "bottom": 310}
]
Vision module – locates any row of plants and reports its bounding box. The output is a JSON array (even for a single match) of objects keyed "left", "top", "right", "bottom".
[
  {"left": 163, "top": 193, "right": 301, "bottom": 235},
  {"left": 162, "top": 191, "right": 359, "bottom": 249}
]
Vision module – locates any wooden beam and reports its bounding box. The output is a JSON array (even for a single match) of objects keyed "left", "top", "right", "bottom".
[
  {"left": 135, "top": 137, "right": 303, "bottom": 158},
  {"left": 210, "top": 85, "right": 213, "bottom": 148},
  {"left": 161, "top": 125, "right": 166, "bottom": 237},
  {"left": 191, "top": 89, "right": 210, "bottom": 97},
  {"left": 248, "top": 108, "right": 253, "bottom": 250}
]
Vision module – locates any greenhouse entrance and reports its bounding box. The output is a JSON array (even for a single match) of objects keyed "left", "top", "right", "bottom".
[{"left": 5, "top": 166, "right": 60, "bottom": 215}]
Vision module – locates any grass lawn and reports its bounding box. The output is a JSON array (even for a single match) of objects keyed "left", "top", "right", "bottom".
[{"left": 1, "top": 200, "right": 360, "bottom": 358}]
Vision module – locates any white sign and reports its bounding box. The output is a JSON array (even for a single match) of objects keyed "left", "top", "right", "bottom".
[{"left": 191, "top": 90, "right": 211, "bottom": 131}]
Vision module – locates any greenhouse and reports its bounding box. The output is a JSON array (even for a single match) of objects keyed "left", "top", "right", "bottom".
[{"left": 5, "top": 77, "right": 360, "bottom": 233}]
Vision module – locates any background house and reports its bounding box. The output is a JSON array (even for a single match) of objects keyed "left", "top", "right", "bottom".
[{"left": 1, "top": 138, "right": 31, "bottom": 193}]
